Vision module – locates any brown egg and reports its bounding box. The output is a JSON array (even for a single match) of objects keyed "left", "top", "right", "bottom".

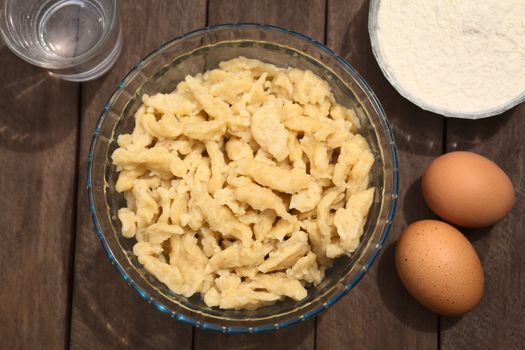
[
  {"left": 395, "top": 220, "right": 484, "bottom": 316},
  {"left": 422, "top": 151, "right": 514, "bottom": 228}
]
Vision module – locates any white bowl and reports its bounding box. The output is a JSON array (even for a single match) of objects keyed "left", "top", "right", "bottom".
[{"left": 368, "top": 0, "right": 525, "bottom": 119}]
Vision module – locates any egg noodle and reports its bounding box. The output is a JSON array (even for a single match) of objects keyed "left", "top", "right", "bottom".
[{"left": 112, "top": 57, "right": 374, "bottom": 309}]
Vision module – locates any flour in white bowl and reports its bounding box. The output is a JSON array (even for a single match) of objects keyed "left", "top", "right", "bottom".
[{"left": 373, "top": 0, "right": 525, "bottom": 117}]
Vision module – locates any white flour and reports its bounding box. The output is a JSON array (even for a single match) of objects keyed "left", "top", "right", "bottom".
[{"left": 374, "top": 0, "right": 525, "bottom": 116}]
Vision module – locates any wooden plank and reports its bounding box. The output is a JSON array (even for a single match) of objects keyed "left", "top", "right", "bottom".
[
  {"left": 316, "top": 1, "right": 442, "bottom": 349},
  {"left": 68, "top": 2, "right": 206, "bottom": 349},
  {"left": 192, "top": 1, "right": 325, "bottom": 349},
  {"left": 441, "top": 108, "right": 525, "bottom": 348},
  {"left": 208, "top": 0, "right": 326, "bottom": 42},
  {"left": 0, "top": 48, "right": 79, "bottom": 348}
]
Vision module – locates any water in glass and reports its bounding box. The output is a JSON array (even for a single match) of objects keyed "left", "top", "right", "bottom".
[{"left": 0, "top": 0, "right": 121, "bottom": 81}]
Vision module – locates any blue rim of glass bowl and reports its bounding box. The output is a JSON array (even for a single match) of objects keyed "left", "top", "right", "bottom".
[{"left": 87, "top": 23, "right": 399, "bottom": 334}]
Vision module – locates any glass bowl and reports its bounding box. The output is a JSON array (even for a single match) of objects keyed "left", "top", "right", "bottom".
[{"left": 88, "top": 24, "right": 398, "bottom": 333}]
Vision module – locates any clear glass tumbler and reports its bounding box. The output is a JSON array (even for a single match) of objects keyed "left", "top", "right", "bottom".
[{"left": 0, "top": 0, "right": 122, "bottom": 81}]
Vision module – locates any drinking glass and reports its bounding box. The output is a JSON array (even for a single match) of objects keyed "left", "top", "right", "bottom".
[{"left": 0, "top": 0, "right": 121, "bottom": 81}]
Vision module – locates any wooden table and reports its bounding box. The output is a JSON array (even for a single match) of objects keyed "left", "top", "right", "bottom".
[{"left": 2, "top": 1, "right": 524, "bottom": 349}]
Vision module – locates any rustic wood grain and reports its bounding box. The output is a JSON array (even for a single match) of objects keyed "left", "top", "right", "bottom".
[
  {"left": 68, "top": 2, "right": 206, "bottom": 349},
  {"left": 208, "top": 0, "right": 326, "bottom": 42},
  {"left": 2, "top": 1, "right": 522, "bottom": 349},
  {"left": 440, "top": 107, "right": 525, "bottom": 348},
  {"left": 192, "top": 1, "right": 325, "bottom": 348},
  {"left": 0, "top": 47, "right": 79, "bottom": 349},
  {"left": 316, "top": 1, "right": 442, "bottom": 349}
]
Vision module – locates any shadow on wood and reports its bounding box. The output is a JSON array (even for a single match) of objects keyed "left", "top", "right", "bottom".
[
  {"left": 195, "top": 320, "right": 315, "bottom": 350},
  {"left": 446, "top": 110, "right": 512, "bottom": 152},
  {"left": 0, "top": 45, "right": 78, "bottom": 152},
  {"left": 402, "top": 177, "right": 441, "bottom": 225},
  {"left": 375, "top": 243, "right": 437, "bottom": 332}
]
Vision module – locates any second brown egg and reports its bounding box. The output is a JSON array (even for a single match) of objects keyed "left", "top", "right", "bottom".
[{"left": 395, "top": 220, "right": 484, "bottom": 316}]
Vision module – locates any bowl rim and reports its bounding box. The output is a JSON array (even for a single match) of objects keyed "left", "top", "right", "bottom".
[
  {"left": 368, "top": 0, "right": 525, "bottom": 119},
  {"left": 87, "top": 23, "right": 399, "bottom": 333}
]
